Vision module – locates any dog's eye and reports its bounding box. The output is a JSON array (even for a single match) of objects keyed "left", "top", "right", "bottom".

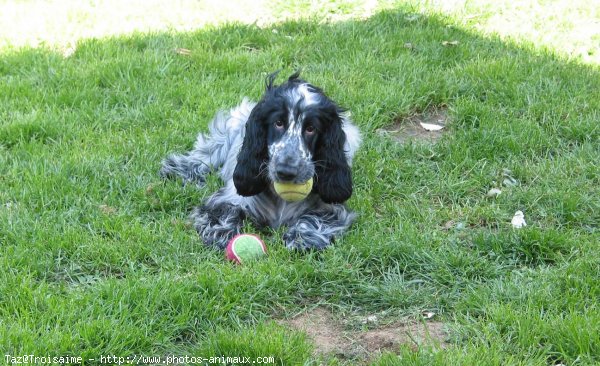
[
  {"left": 305, "top": 125, "right": 315, "bottom": 135},
  {"left": 275, "top": 120, "right": 284, "bottom": 129}
]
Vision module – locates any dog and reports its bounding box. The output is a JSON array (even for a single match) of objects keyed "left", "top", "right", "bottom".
[{"left": 160, "top": 72, "right": 361, "bottom": 250}]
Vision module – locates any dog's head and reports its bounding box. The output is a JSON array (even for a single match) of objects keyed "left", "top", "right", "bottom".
[{"left": 233, "top": 72, "right": 352, "bottom": 204}]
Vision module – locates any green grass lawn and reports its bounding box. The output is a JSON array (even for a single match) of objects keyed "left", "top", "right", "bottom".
[{"left": 1, "top": 1, "right": 599, "bottom": 365}]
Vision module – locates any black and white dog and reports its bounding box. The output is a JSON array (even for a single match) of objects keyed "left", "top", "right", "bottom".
[{"left": 160, "top": 72, "right": 361, "bottom": 250}]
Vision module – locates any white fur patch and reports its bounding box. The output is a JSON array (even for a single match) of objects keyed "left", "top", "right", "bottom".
[
  {"left": 286, "top": 83, "right": 320, "bottom": 107},
  {"left": 297, "top": 83, "right": 319, "bottom": 106},
  {"left": 228, "top": 97, "right": 255, "bottom": 130},
  {"left": 341, "top": 112, "right": 362, "bottom": 166}
]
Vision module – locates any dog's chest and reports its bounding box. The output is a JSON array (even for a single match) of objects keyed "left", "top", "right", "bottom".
[{"left": 246, "top": 191, "right": 319, "bottom": 228}]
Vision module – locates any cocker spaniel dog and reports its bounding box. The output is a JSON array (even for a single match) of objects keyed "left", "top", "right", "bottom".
[{"left": 160, "top": 72, "right": 361, "bottom": 250}]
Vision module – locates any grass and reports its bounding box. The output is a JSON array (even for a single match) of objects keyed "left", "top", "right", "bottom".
[{"left": 1, "top": 0, "right": 599, "bottom": 364}]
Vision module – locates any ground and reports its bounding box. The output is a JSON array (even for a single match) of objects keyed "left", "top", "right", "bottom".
[
  {"left": 0, "top": 1, "right": 599, "bottom": 365},
  {"left": 281, "top": 307, "right": 446, "bottom": 360}
]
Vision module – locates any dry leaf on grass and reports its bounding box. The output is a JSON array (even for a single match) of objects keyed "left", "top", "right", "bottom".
[
  {"left": 175, "top": 48, "right": 191, "bottom": 55},
  {"left": 487, "top": 188, "right": 502, "bottom": 197},
  {"left": 361, "top": 315, "right": 378, "bottom": 324},
  {"left": 422, "top": 311, "right": 436, "bottom": 319},
  {"left": 419, "top": 122, "right": 445, "bottom": 131},
  {"left": 511, "top": 210, "right": 527, "bottom": 228},
  {"left": 442, "top": 40, "right": 459, "bottom": 46},
  {"left": 502, "top": 168, "right": 519, "bottom": 187},
  {"left": 99, "top": 204, "right": 117, "bottom": 215},
  {"left": 442, "top": 220, "right": 455, "bottom": 230}
]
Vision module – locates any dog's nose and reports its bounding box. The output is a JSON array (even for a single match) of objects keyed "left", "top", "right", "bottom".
[{"left": 276, "top": 165, "right": 298, "bottom": 181}]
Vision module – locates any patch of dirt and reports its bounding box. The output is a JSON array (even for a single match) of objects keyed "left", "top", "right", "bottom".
[
  {"left": 357, "top": 321, "right": 446, "bottom": 354},
  {"left": 280, "top": 307, "right": 447, "bottom": 360},
  {"left": 378, "top": 106, "right": 449, "bottom": 144},
  {"left": 285, "top": 308, "right": 348, "bottom": 356}
]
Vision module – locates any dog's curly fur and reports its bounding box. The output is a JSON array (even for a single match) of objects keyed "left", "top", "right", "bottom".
[{"left": 160, "top": 73, "right": 361, "bottom": 250}]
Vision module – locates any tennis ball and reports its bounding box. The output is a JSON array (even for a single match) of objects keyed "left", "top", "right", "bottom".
[
  {"left": 273, "top": 178, "right": 313, "bottom": 202},
  {"left": 225, "top": 234, "right": 267, "bottom": 264}
]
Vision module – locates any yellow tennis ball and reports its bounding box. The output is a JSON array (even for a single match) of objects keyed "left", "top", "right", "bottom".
[{"left": 273, "top": 178, "right": 313, "bottom": 202}]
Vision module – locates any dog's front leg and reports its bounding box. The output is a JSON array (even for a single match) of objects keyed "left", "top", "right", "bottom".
[
  {"left": 191, "top": 200, "right": 245, "bottom": 249},
  {"left": 283, "top": 204, "right": 356, "bottom": 250}
]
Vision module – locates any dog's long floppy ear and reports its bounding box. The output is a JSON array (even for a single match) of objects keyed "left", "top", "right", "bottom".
[
  {"left": 314, "top": 109, "right": 353, "bottom": 204},
  {"left": 233, "top": 103, "right": 269, "bottom": 196}
]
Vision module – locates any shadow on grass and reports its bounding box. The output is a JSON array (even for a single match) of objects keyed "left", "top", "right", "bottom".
[{"left": 1, "top": 7, "right": 599, "bottom": 365}]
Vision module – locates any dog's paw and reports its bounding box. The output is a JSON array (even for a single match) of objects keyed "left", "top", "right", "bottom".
[
  {"left": 283, "top": 231, "right": 307, "bottom": 250},
  {"left": 160, "top": 156, "right": 208, "bottom": 188},
  {"left": 202, "top": 231, "right": 235, "bottom": 249},
  {"left": 159, "top": 155, "right": 183, "bottom": 178},
  {"left": 191, "top": 204, "right": 243, "bottom": 249},
  {"left": 283, "top": 225, "right": 331, "bottom": 250}
]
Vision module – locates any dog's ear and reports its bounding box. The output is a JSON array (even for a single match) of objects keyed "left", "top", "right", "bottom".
[
  {"left": 314, "top": 110, "right": 353, "bottom": 204},
  {"left": 233, "top": 104, "right": 269, "bottom": 196}
]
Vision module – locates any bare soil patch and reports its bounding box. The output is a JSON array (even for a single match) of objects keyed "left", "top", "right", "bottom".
[
  {"left": 378, "top": 106, "right": 449, "bottom": 144},
  {"left": 280, "top": 307, "right": 447, "bottom": 360},
  {"left": 284, "top": 307, "right": 348, "bottom": 356}
]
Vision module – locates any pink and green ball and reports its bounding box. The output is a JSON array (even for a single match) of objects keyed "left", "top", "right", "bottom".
[{"left": 225, "top": 234, "right": 267, "bottom": 264}]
